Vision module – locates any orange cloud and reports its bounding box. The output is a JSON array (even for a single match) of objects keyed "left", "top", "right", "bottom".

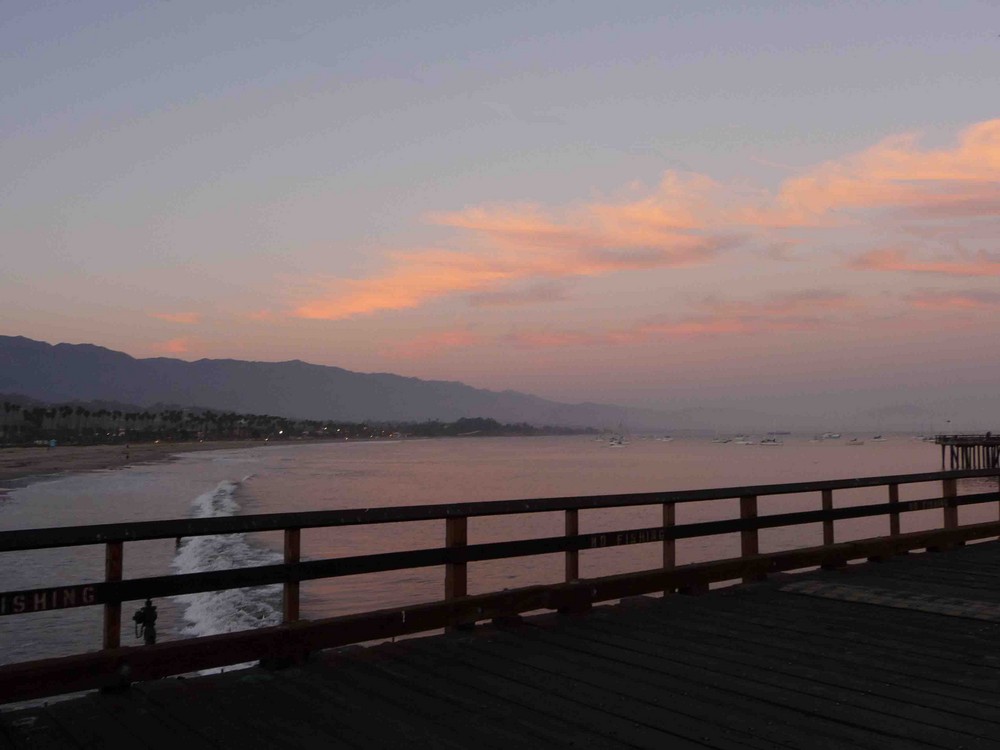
[
  {"left": 295, "top": 203, "right": 732, "bottom": 320},
  {"left": 150, "top": 312, "right": 200, "bottom": 324},
  {"left": 291, "top": 170, "right": 736, "bottom": 320},
  {"left": 743, "top": 119, "right": 1000, "bottom": 226},
  {"left": 294, "top": 251, "right": 521, "bottom": 319},
  {"left": 852, "top": 248, "right": 1000, "bottom": 277},
  {"left": 290, "top": 119, "right": 999, "bottom": 321}
]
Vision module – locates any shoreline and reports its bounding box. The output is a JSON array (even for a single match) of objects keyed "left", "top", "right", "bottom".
[
  {"left": 0, "top": 433, "right": 585, "bottom": 492},
  {"left": 0, "top": 441, "right": 266, "bottom": 488}
]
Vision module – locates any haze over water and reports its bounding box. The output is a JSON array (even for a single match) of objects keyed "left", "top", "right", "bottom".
[{"left": 1, "top": 436, "right": 995, "bottom": 667}]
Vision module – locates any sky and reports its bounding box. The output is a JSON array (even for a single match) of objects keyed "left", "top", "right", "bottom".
[{"left": 2, "top": 1, "right": 999, "bottom": 426}]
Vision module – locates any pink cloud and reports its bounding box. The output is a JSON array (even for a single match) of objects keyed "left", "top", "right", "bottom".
[
  {"left": 150, "top": 338, "right": 192, "bottom": 355},
  {"left": 387, "top": 330, "right": 484, "bottom": 359},
  {"left": 905, "top": 289, "right": 1000, "bottom": 311},
  {"left": 468, "top": 282, "right": 569, "bottom": 307},
  {"left": 150, "top": 312, "right": 201, "bottom": 324},
  {"left": 851, "top": 248, "right": 1000, "bottom": 277},
  {"left": 505, "top": 291, "right": 860, "bottom": 349},
  {"left": 704, "top": 290, "right": 857, "bottom": 316}
]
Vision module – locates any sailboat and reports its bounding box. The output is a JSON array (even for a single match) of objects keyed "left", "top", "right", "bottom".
[{"left": 608, "top": 422, "right": 629, "bottom": 447}]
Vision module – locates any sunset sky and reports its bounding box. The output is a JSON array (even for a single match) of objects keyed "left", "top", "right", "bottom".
[{"left": 3, "top": 1, "right": 999, "bottom": 425}]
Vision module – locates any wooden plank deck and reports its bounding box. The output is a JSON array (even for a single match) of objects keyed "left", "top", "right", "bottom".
[{"left": 2, "top": 541, "right": 998, "bottom": 749}]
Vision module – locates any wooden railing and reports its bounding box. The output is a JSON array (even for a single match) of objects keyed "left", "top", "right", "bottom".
[{"left": 1, "top": 468, "right": 998, "bottom": 703}]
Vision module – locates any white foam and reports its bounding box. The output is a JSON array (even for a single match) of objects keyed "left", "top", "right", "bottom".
[{"left": 171, "top": 478, "right": 282, "bottom": 644}]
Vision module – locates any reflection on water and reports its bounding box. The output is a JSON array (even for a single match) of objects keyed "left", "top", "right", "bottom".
[{"left": 1, "top": 436, "right": 994, "bottom": 663}]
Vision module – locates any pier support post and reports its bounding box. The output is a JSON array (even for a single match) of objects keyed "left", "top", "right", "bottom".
[
  {"left": 103, "top": 541, "right": 123, "bottom": 650},
  {"left": 740, "top": 495, "right": 763, "bottom": 583},
  {"left": 565, "top": 509, "right": 579, "bottom": 583},
  {"left": 445, "top": 517, "right": 470, "bottom": 630},
  {"left": 662, "top": 502, "right": 675, "bottom": 596},
  {"left": 283, "top": 528, "right": 300, "bottom": 624}
]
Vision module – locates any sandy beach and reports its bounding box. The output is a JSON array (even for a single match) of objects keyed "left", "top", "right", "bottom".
[{"left": 0, "top": 441, "right": 263, "bottom": 487}]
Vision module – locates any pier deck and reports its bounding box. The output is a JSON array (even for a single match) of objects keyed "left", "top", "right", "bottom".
[
  {"left": 3, "top": 540, "right": 998, "bottom": 749},
  {"left": 935, "top": 434, "right": 1000, "bottom": 470}
]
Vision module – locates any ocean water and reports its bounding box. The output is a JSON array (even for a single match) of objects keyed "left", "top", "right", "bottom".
[{"left": 1, "top": 435, "right": 996, "bottom": 666}]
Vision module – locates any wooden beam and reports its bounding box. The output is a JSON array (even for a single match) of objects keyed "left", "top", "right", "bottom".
[
  {"left": 564, "top": 509, "right": 579, "bottom": 582},
  {"left": 283, "top": 529, "right": 300, "bottom": 624},
  {"left": 102, "top": 541, "right": 123, "bottom": 650},
  {"left": 740, "top": 495, "right": 762, "bottom": 583},
  {"left": 888, "top": 484, "right": 900, "bottom": 537},
  {"left": 821, "top": 489, "right": 834, "bottom": 546},
  {"left": 4, "top": 469, "right": 997, "bottom": 552},
  {"left": 943, "top": 478, "right": 958, "bottom": 531},
  {"left": 444, "top": 517, "right": 467, "bottom": 600},
  {"left": 662, "top": 502, "right": 675, "bottom": 596}
]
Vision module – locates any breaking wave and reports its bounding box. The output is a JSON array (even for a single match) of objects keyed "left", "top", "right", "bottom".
[{"left": 171, "top": 478, "right": 282, "bottom": 640}]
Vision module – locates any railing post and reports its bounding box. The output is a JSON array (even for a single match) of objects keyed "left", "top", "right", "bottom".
[
  {"left": 662, "top": 502, "right": 675, "bottom": 596},
  {"left": 445, "top": 517, "right": 468, "bottom": 599},
  {"left": 888, "top": 484, "right": 900, "bottom": 537},
  {"left": 740, "top": 495, "right": 763, "bottom": 583},
  {"left": 943, "top": 477, "right": 960, "bottom": 548},
  {"left": 565, "top": 509, "right": 579, "bottom": 582},
  {"left": 820, "top": 489, "right": 842, "bottom": 569},
  {"left": 283, "top": 528, "right": 300, "bottom": 624},
  {"left": 821, "top": 489, "right": 834, "bottom": 546},
  {"left": 103, "top": 541, "right": 123, "bottom": 650},
  {"left": 942, "top": 477, "right": 958, "bottom": 530},
  {"left": 445, "top": 516, "right": 469, "bottom": 631}
]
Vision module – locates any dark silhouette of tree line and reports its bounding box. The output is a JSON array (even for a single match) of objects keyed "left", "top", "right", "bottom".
[{"left": 0, "top": 399, "right": 592, "bottom": 446}]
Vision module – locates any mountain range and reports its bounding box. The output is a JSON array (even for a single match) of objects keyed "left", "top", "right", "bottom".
[
  {"left": 0, "top": 335, "right": 679, "bottom": 430},
  {"left": 2, "top": 336, "right": 950, "bottom": 433}
]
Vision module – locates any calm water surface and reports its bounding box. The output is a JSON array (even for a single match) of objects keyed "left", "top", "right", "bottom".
[{"left": 1, "top": 435, "right": 994, "bottom": 665}]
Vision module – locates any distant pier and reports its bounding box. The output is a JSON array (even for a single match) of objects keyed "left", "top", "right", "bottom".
[{"left": 935, "top": 434, "right": 1000, "bottom": 470}]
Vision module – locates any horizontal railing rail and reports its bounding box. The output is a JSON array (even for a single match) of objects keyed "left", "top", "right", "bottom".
[
  {"left": 0, "top": 468, "right": 995, "bottom": 551},
  {"left": 2, "top": 490, "right": 997, "bottom": 613},
  {"left": 0, "top": 468, "right": 997, "bottom": 704}
]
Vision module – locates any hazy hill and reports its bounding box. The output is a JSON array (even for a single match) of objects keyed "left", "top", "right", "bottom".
[{"left": 0, "top": 335, "right": 678, "bottom": 430}]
